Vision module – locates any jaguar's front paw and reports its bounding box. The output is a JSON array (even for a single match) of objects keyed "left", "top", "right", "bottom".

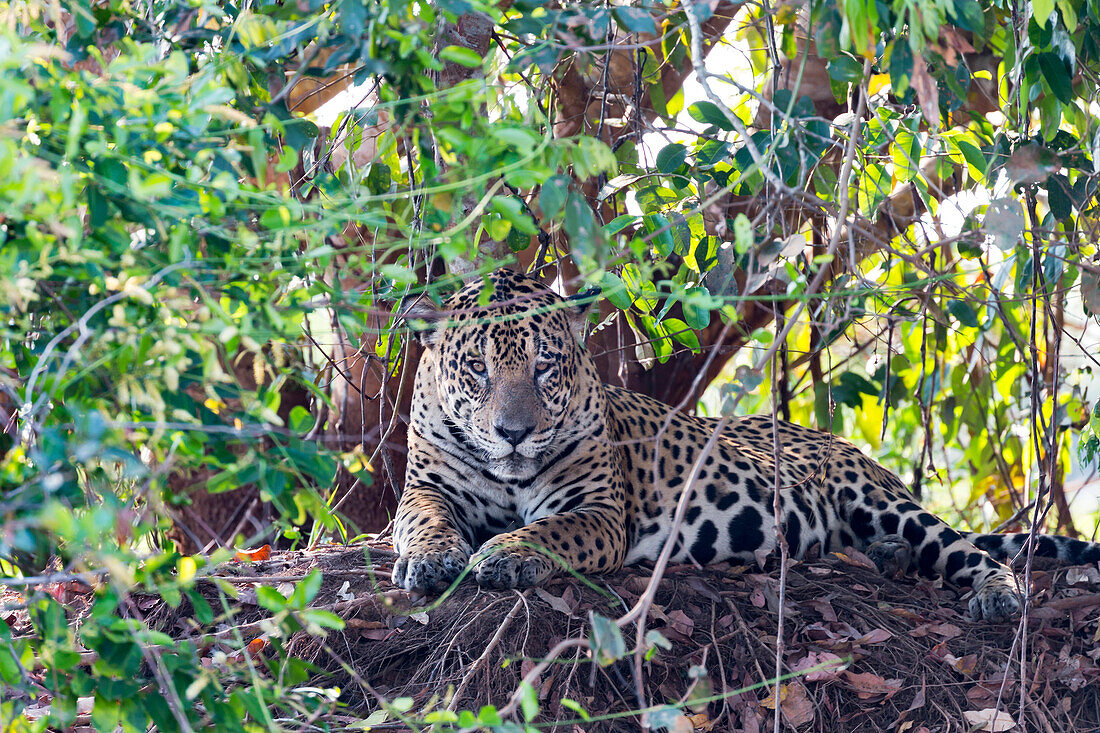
[
  {"left": 473, "top": 548, "right": 554, "bottom": 589},
  {"left": 866, "top": 534, "right": 912, "bottom": 578},
  {"left": 967, "top": 581, "right": 1022, "bottom": 623},
  {"left": 392, "top": 545, "right": 470, "bottom": 594}
]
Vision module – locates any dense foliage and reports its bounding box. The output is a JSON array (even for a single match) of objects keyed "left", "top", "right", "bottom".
[{"left": 1, "top": 0, "right": 1099, "bottom": 729}]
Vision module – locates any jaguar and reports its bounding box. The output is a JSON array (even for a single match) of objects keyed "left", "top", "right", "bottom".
[{"left": 391, "top": 269, "right": 1100, "bottom": 621}]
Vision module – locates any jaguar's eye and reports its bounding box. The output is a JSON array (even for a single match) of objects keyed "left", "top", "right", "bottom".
[
  {"left": 470, "top": 359, "right": 487, "bottom": 375},
  {"left": 535, "top": 360, "right": 553, "bottom": 375}
]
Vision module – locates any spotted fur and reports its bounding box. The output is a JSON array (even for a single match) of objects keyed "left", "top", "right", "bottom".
[{"left": 391, "top": 270, "right": 1100, "bottom": 622}]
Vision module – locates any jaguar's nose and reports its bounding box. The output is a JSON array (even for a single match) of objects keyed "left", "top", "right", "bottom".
[{"left": 495, "top": 423, "right": 533, "bottom": 446}]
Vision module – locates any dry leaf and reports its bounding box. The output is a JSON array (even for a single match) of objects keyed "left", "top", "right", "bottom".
[
  {"left": 906, "top": 680, "right": 927, "bottom": 712},
  {"left": 857, "top": 628, "right": 893, "bottom": 645},
  {"left": 805, "top": 599, "right": 838, "bottom": 622},
  {"left": 687, "top": 712, "right": 714, "bottom": 731},
  {"left": 889, "top": 607, "right": 926, "bottom": 623},
  {"left": 831, "top": 550, "right": 876, "bottom": 571},
  {"left": 840, "top": 671, "right": 903, "bottom": 700},
  {"left": 534, "top": 587, "right": 573, "bottom": 615},
  {"left": 941, "top": 27, "right": 976, "bottom": 54},
  {"left": 1004, "top": 145, "right": 1060, "bottom": 186},
  {"left": 911, "top": 55, "right": 940, "bottom": 124},
  {"left": 963, "top": 708, "right": 1017, "bottom": 731},
  {"left": 668, "top": 610, "right": 695, "bottom": 637},
  {"left": 781, "top": 681, "right": 815, "bottom": 727},
  {"left": 965, "top": 682, "right": 999, "bottom": 707},
  {"left": 345, "top": 619, "right": 386, "bottom": 629},
  {"left": 759, "top": 684, "right": 787, "bottom": 709},
  {"left": 229, "top": 636, "right": 268, "bottom": 664},
  {"left": 245, "top": 637, "right": 267, "bottom": 658},
  {"left": 684, "top": 576, "right": 722, "bottom": 602},
  {"left": 792, "top": 651, "right": 846, "bottom": 682},
  {"left": 234, "top": 544, "right": 271, "bottom": 562},
  {"left": 1065, "top": 566, "right": 1100, "bottom": 585},
  {"left": 910, "top": 622, "right": 962, "bottom": 639},
  {"left": 951, "top": 654, "right": 979, "bottom": 677}
]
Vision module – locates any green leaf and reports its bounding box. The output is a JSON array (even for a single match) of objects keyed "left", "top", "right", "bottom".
[
  {"left": 518, "top": 681, "right": 539, "bottom": 721},
  {"left": 92, "top": 692, "right": 121, "bottom": 732},
  {"left": 643, "top": 213, "right": 675, "bottom": 257},
  {"left": 612, "top": 6, "right": 657, "bottom": 33},
  {"left": 648, "top": 706, "right": 692, "bottom": 732},
  {"left": 645, "top": 629, "right": 673, "bottom": 650},
  {"left": 656, "top": 143, "right": 687, "bottom": 174},
  {"left": 424, "top": 710, "right": 459, "bottom": 724},
  {"left": 256, "top": 585, "right": 288, "bottom": 612},
  {"left": 290, "top": 569, "right": 323, "bottom": 607},
  {"left": 478, "top": 705, "right": 503, "bottom": 726},
  {"left": 605, "top": 214, "right": 637, "bottom": 235},
  {"left": 489, "top": 196, "right": 539, "bottom": 235},
  {"left": 984, "top": 197, "right": 1024, "bottom": 250},
  {"left": 365, "top": 163, "right": 391, "bottom": 195},
  {"left": 361, "top": 710, "right": 389, "bottom": 726},
  {"left": 1046, "top": 173, "right": 1073, "bottom": 220},
  {"left": 1033, "top": 0, "right": 1054, "bottom": 26},
  {"left": 1038, "top": 53, "right": 1073, "bottom": 103},
  {"left": 559, "top": 698, "right": 591, "bottom": 721},
  {"left": 1082, "top": 268, "right": 1100, "bottom": 319},
  {"left": 301, "top": 609, "right": 345, "bottom": 630},
  {"left": 439, "top": 45, "right": 483, "bottom": 68},
  {"left": 540, "top": 175, "right": 570, "bottom": 218},
  {"left": 0, "top": 647, "right": 20, "bottom": 685},
  {"left": 687, "top": 101, "right": 734, "bottom": 130},
  {"left": 664, "top": 318, "right": 700, "bottom": 350},
  {"left": 588, "top": 611, "right": 627, "bottom": 665},
  {"left": 289, "top": 405, "right": 313, "bottom": 433},
  {"left": 955, "top": 140, "right": 987, "bottom": 178},
  {"left": 828, "top": 56, "right": 864, "bottom": 83},
  {"left": 856, "top": 163, "right": 889, "bottom": 217},
  {"left": 602, "top": 272, "right": 633, "bottom": 310},
  {"left": 564, "top": 191, "right": 604, "bottom": 264},
  {"left": 682, "top": 287, "right": 713, "bottom": 330},
  {"left": 490, "top": 126, "right": 539, "bottom": 152},
  {"left": 187, "top": 590, "right": 214, "bottom": 626},
  {"left": 733, "top": 214, "right": 753, "bottom": 249},
  {"left": 574, "top": 136, "right": 618, "bottom": 178},
  {"left": 947, "top": 300, "right": 978, "bottom": 328},
  {"left": 694, "top": 139, "right": 730, "bottom": 167},
  {"left": 952, "top": 0, "right": 985, "bottom": 32}
]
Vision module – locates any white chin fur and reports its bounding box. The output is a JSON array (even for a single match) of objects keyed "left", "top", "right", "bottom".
[{"left": 490, "top": 454, "right": 540, "bottom": 480}]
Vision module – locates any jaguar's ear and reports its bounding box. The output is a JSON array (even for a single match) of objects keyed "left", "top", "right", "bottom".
[
  {"left": 565, "top": 286, "right": 600, "bottom": 343},
  {"left": 398, "top": 296, "right": 447, "bottom": 347}
]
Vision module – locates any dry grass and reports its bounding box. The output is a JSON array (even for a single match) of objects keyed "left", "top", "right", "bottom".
[{"left": 133, "top": 538, "right": 1100, "bottom": 731}]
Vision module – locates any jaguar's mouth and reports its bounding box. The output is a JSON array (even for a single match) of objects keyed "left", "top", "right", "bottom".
[{"left": 489, "top": 452, "right": 540, "bottom": 481}]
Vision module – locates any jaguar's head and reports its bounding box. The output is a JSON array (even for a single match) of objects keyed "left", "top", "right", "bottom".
[{"left": 404, "top": 270, "right": 600, "bottom": 480}]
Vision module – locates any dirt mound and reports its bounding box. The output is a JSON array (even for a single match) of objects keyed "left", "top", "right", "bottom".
[{"left": 142, "top": 539, "right": 1100, "bottom": 731}]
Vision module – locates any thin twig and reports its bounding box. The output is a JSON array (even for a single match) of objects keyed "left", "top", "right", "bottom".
[
  {"left": 769, "top": 320, "right": 789, "bottom": 733},
  {"left": 447, "top": 595, "right": 526, "bottom": 711}
]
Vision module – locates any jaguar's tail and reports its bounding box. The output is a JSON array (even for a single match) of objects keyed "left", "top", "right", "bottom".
[{"left": 965, "top": 532, "right": 1100, "bottom": 565}]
